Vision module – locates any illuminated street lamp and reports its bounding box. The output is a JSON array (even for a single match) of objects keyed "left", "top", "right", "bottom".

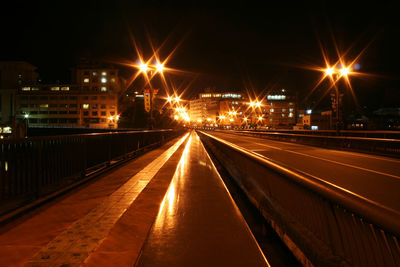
[
  {"left": 324, "top": 64, "right": 353, "bottom": 134},
  {"left": 156, "top": 62, "right": 164, "bottom": 73},
  {"left": 139, "top": 62, "right": 148, "bottom": 73}
]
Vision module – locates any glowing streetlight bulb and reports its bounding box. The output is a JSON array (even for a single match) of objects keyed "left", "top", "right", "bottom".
[
  {"left": 174, "top": 96, "right": 180, "bottom": 102},
  {"left": 233, "top": 111, "right": 237, "bottom": 115},
  {"left": 174, "top": 115, "right": 179, "bottom": 120},
  {"left": 167, "top": 96, "right": 172, "bottom": 102},
  {"left": 256, "top": 102, "right": 261, "bottom": 108},
  {"left": 243, "top": 117, "right": 248, "bottom": 121},
  {"left": 139, "top": 62, "right": 148, "bottom": 72},
  {"left": 258, "top": 116, "right": 263, "bottom": 121},
  {"left": 156, "top": 63, "right": 164, "bottom": 73},
  {"left": 325, "top": 67, "right": 335, "bottom": 76},
  {"left": 249, "top": 102, "right": 255, "bottom": 107},
  {"left": 340, "top": 67, "right": 350, "bottom": 77}
]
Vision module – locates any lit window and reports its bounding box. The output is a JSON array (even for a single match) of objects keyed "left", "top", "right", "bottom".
[
  {"left": 83, "top": 104, "right": 89, "bottom": 109},
  {"left": 289, "top": 113, "right": 294, "bottom": 117},
  {"left": 51, "top": 87, "right": 60, "bottom": 91},
  {"left": 32, "top": 87, "right": 39, "bottom": 91},
  {"left": 61, "top": 87, "right": 69, "bottom": 91},
  {"left": 110, "top": 78, "right": 116, "bottom": 83},
  {"left": 270, "top": 109, "right": 274, "bottom": 112},
  {"left": 93, "top": 71, "right": 98, "bottom": 76},
  {"left": 101, "top": 77, "right": 107, "bottom": 83},
  {"left": 101, "top": 86, "right": 107, "bottom": 92},
  {"left": 83, "top": 78, "right": 89, "bottom": 83},
  {"left": 102, "top": 72, "right": 107, "bottom": 76},
  {"left": 289, "top": 108, "right": 293, "bottom": 112},
  {"left": 22, "top": 87, "right": 31, "bottom": 91},
  {"left": 40, "top": 104, "right": 49, "bottom": 108}
]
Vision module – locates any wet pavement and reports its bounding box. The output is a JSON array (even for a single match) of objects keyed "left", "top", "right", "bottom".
[
  {"left": 135, "top": 132, "right": 270, "bottom": 267},
  {"left": 0, "top": 134, "right": 188, "bottom": 266}
]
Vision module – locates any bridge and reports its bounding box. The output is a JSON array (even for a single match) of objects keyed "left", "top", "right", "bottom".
[{"left": 0, "top": 129, "right": 399, "bottom": 266}]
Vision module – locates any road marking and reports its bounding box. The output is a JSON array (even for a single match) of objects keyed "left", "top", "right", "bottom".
[
  {"left": 24, "top": 133, "right": 189, "bottom": 267},
  {"left": 251, "top": 141, "right": 400, "bottom": 180},
  {"left": 235, "top": 133, "right": 400, "bottom": 163}
]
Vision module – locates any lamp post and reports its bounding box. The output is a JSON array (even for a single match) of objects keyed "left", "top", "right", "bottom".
[
  {"left": 325, "top": 66, "right": 350, "bottom": 135},
  {"left": 138, "top": 60, "right": 165, "bottom": 129}
]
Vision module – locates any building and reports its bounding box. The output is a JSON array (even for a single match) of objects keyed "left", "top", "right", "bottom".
[
  {"left": 0, "top": 61, "right": 38, "bottom": 138},
  {"left": 189, "top": 92, "right": 244, "bottom": 127},
  {"left": 263, "top": 90, "right": 296, "bottom": 129},
  {"left": 302, "top": 110, "right": 332, "bottom": 130},
  {"left": 0, "top": 61, "right": 124, "bottom": 137},
  {"left": 188, "top": 89, "right": 297, "bottom": 129}
]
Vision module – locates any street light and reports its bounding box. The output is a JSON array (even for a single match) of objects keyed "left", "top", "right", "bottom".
[
  {"left": 324, "top": 65, "right": 353, "bottom": 134},
  {"left": 139, "top": 62, "right": 148, "bottom": 73},
  {"left": 156, "top": 63, "right": 164, "bottom": 73}
]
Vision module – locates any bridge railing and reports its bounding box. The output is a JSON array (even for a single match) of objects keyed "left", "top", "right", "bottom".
[
  {"left": 198, "top": 131, "right": 400, "bottom": 267},
  {"left": 0, "top": 129, "right": 184, "bottom": 216},
  {"left": 219, "top": 129, "right": 400, "bottom": 157}
]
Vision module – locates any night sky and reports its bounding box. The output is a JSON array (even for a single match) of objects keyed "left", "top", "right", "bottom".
[{"left": 1, "top": 1, "right": 400, "bottom": 111}]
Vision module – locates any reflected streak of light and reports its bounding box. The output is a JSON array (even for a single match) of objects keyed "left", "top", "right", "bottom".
[{"left": 156, "top": 133, "right": 191, "bottom": 220}]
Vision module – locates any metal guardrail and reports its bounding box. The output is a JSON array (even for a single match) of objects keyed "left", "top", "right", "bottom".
[
  {"left": 198, "top": 131, "right": 400, "bottom": 267},
  {"left": 0, "top": 129, "right": 184, "bottom": 215},
  {"left": 219, "top": 130, "right": 400, "bottom": 157}
]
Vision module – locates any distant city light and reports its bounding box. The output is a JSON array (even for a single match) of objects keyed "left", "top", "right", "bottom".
[{"left": 306, "top": 109, "right": 312, "bottom": 114}]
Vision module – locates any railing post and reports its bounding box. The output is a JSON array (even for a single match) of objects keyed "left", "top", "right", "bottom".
[
  {"left": 81, "top": 136, "right": 87, "bottom": 179},
  {"left": 36, "top": 141, "right": 42, "bottom": 199}
]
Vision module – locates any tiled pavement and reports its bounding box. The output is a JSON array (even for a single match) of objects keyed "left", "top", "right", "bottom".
[{"left": 0, "top": 133, "right": 188, "bottom": 267}]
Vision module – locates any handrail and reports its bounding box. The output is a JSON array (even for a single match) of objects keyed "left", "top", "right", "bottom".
[
  {"left": 0, "top": 129, "right": 174, "bottom": 144},
  {"left": 201, "top": 131, "right": 400, "bottom": 235},
  {"left": 199, "top": 130, "right": 400, "bottom": 266},
  {"left": 230, "top": 129, "right": 400, "bottom": 143}
]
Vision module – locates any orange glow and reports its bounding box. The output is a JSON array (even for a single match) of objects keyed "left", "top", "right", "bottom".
[
  {"left": 139, "top": 62, "right": 148, "bottom": 73},
  {"left": 325, "top": 67, "right": 335, "bottom": 76},
  {"left": 156, "top": 62, "right": 164, "bottom": 73},
  {"left": 340, "top": 67, "right": 350, "bottom": 77}
]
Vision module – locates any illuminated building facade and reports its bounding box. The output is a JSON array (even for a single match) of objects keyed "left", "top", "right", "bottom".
[
  {"left": 264, "top": 91, "right": 296, "bottom": 129},
  {"left": 189, "top": 90, "right": 297, "bottom": 129},
  {"left": 1, "top": 61, "right": 123, "bottom": 136},
  {"left": 190, "top": 92, "right": 243, "bottom": 126}
]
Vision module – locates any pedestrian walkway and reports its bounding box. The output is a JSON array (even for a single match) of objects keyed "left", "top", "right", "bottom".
[
  {"left": 0, "top": 133, "right": 189, "bottom": 266},
  {"left": 0, "top": 131, "right": 270, "bottom": 266}
]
